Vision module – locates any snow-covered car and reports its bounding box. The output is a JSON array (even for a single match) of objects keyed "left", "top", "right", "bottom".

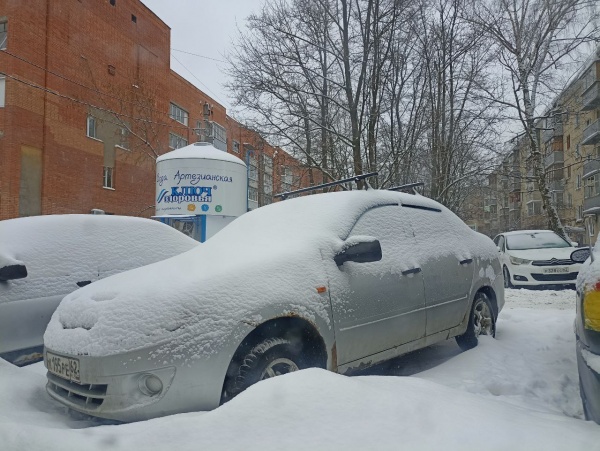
[
  {"left": 44, "top": 189, "right": 504, "bottom": 422},
  {"left": 576, "top": 244, "right": 600, "bottom": 424},
  {"left": 0, "top": 215, "right": 198, "bottom": 365},
  {"left": 494, "top": 230, "right": 583, "bottom": 288}
]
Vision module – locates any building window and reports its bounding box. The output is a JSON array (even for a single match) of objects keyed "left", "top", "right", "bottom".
[
  {"left": 0, "top": 22, "right": 7, "bottom": 50},
  {"left": 248, "top": 186, "right": 258, "bottom": 202},
  {"left": 118, "top": 127, "right": 129, "bottom": 149},
  {"left": 87, "top": 115, "right": 97, "bottom": 139},
  {"left": 248, "top": 155, "right": 258, "bottom": 181},
  {"left": 131, "top": 14, "right": 137, "bottom": 23},
  {"left": 0, "top": 75, "right": 5, "bottom": 108},
  {"left": 169, "top": 132, "right": 188, "bottom": 150},
  {"left": 233, "top": 140, "right": 240, "bottom": 153},
  {"left": 584, "top": 175, "right": 600, "bottom": 199},
  {"left": 576, "top": 113, "right": 580, "bottom": 128},
  {"left": 110, "top": 0, "right": 116, "bottom": 5},
  {"left": 577, "top": 205, "right": 584, "bottom": 221},
  {"left": 169, "top": 103, "right": 188, "bottom": 125},
  {"left": 281, "top": 165, "right": 293, "bottom": 192},
  {"left": 567, "top": 193, "right": 573, "bottom": 208},
  {"left": 577, "top": 173, "right": 582, "bottom": 190},
  {"left": 103, "top": 167, "right": 114, "bottom": 189}
]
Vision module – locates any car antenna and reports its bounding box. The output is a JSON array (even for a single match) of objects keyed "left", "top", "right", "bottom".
[
  {"left": 275, "top": 172, "right": 378, "bottom": 200},
  {"left": 387, "top": 182, "right": 424, "bottom": 195}
]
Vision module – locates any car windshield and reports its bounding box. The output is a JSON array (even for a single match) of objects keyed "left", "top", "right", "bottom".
[{"left": 505, "top": 232, "right": 571, "bottom": 250}]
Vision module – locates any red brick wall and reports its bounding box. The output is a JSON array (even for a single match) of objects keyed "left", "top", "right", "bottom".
[{"left": 0, "top": 0, "right": 309, "bottom": 220}]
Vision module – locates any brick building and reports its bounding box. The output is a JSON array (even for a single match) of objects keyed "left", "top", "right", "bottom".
[{"left": 0, "top": 0, "right": 307, "bottom": 220}]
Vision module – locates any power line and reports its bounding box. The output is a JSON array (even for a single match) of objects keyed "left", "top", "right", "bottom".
[
  {"left": 171, "top": 48, "right": 227, "bottom": 64},
  {"left": 171, "top": 53, "right": 227, "bottom": 106}
]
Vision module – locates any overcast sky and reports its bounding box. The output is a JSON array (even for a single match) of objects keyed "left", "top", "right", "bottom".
[{"left": 141, "top": 0, "right": 266, "bottom": 113}]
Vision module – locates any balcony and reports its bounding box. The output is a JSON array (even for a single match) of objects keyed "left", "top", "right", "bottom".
[
  {"left": 582, "top": 81, "right": 600, "bottom": 111},
  {"left": 584, "top": 193, "right": 600, "bottom": 213},
  {"left": 509, "top": 201, "right": 520, "bottom": 211},
  {"left": 548, "top": 179, "right": 564, "bottom": 192},
  {"left": 583, "top": 158, "right": 600, "bottom": 178},
  {"left": 582, "top": 119, "right": 600, "bottom": 146},
  {"left": 510, "top": 179, "right": 521, "bottom": 193},
  {"left": 542, "top": 123, "right": 563, "bottom": 142},
  {"left": 544, "top": 151, "right": 564, "bottom": 168}
]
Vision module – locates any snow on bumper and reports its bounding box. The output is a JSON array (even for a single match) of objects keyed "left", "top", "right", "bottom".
[{"left": 44, "top": 346, "right": 226, "bottom": 422}]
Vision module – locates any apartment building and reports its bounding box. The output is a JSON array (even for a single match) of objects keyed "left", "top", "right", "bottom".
[
  {"left": 466, "top": 47, "right": 600, "bottom": 245},
  {"left": 0, "top": 0, "right": 307, "bottom": 220}
]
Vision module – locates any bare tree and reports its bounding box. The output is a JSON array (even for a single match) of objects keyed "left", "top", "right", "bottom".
[{"left": 468, "top": 0, "right": 600, "bottom": 236}]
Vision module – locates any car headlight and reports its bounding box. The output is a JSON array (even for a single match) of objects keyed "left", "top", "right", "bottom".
[
  {"left": 584, "top": 284, "right": 600, "bottom": 332},
  {"left": 138, "top": 373, "right": 164, "bottom": 397},
  {"left": 509, "top": 256, "right": 532, "bottom": 265}
]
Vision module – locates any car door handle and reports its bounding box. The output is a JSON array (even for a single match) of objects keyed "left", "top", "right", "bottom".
[
  {"left": 402, "top": 267, "right": 422, "bottom": 276},
  {"left": 459, "top": 258, "right": 473, "bottom": 265}
]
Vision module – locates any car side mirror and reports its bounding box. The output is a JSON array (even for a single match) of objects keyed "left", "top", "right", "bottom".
[
  {"left": 0, "top": 264, "right": 28, "bottom": 281},
  {"left": 335, "top": 238, "right": 382, "bottom": 266},
  {"left": 571, "top": 248, "right": 591, "bottom": 263},
  {"left": 497, "top": 246, "right": 501, "bottom": 252}
]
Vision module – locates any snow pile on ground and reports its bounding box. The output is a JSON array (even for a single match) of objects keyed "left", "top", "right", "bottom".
[{"left": 3, "top": 287, "right": 600, "bottom": 450}]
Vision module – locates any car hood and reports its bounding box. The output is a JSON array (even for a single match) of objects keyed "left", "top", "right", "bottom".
[
  {"left": 506, "top": 247, "right": 575, "bottom": 261},
  {"left": 44, "top": 191, "right": 394, "bottom": 360},
  {"left": 44, "top": 237, "right": 334, "bottom": 360}
]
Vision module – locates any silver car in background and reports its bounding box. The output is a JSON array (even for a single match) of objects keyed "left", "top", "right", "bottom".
[
  {"left": 44, "top": 189, "right": 504, "bottom": 422},
  {"left": 0, "top": 215, "right": 198, "bottom": 365}
]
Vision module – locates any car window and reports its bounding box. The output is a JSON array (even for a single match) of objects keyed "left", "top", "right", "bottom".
[
  {"left": 506, "top": 232, "right": 571, "bottom": 250},
  {"left": 497, "top": 236, "right": 505, "bottom": 251}
]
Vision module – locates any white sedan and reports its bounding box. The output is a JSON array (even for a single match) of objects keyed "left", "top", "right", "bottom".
[{"left": 493, "top": 230, "right": 583, "bottom": 288}]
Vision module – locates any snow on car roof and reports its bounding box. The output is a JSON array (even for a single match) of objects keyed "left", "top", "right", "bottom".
[
  {"left": 501, "top": 230, "right": 554, "bottom": 236},
  {"left": 45, "top": 190, "right": 498, "bottom": 359},
  {"left": 0, "top": 215, "right": 198, "bottom": 303}
]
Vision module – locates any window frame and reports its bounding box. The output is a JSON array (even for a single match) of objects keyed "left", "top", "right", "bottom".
[
  {"left": 103, "top": 166, "right": 114, "bottom": 189},
  {"left": 169, "top": 132, "right": 188, "bottom": 150},
  {"left": 0, "top": 21, "right": 7, "bottom": 50},
  {"left": 86, "top": 115, "right": 97, "bottom": 139},
  {"left": 0, "top": 75, "right": 5, "bottom": 108},
  {"left": 169, "top": 102, "right": 189, "bottom": 126}
]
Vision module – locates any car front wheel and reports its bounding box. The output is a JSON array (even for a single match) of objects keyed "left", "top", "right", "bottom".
[
  {"left": 456, "top": 292, "right": 496, "bottom": 351},
  {"left": 225, "top": 337, "right": 306, "bottom": 399},
  {"left": 503, "top": 266, "right": 513, "bottom": 289}
]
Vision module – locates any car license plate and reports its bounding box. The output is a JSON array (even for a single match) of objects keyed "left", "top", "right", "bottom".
[
  {"left": 46, "top": 352, "right": 80, "bottom": 383},
  {"left": 543, "top": 267, "right": 569, "bottom": 274}
]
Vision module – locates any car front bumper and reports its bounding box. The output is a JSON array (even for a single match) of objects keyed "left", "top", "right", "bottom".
[
  {"left": 44, "top": 345, "right": 231, "bottom": 422},
  {"left": 576, "top": 339, "right": 600, "bottom": 423},
  {"left": 507, "top": 263, "right": 579, "bottom": 287}
]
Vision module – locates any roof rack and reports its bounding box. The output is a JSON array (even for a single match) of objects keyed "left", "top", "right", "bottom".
[
  {"left": 275, "top": 172, "right": 378, "bottom": 200},
  {"left": 387, "top": 182, "right": 424, "bottom": 194}
]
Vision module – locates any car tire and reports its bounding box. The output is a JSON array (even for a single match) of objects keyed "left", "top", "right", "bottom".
[
  {"left": 456, "top": 292, "right": 496, "bottom": 351},
  {"left": 580, "top": 376, "right": 594, "bottom": 421},
  {"left": 226, "top": 337, "right": 306, "bottom": 399},
  {"left": 503, "top": 266, "right": 514, "bottom": 289}
]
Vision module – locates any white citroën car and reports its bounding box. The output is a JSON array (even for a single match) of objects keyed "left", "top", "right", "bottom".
[{"left": 44, "top": 189, "right": 504, "bottom": 422}]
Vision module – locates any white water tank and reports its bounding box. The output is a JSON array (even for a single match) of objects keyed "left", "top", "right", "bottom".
[{"left": 155, "top": 142, "right": 247, "bottom": 241}]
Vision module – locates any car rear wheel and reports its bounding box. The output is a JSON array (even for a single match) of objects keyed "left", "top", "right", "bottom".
[
  {"left": 225, "top": 337, "right": 306, "bottom": 399},
  {"left": 456, "top": 292, "right": 495, "bottom": 351},
  {"left": 503, "top": 266, "right": 513, "bottom": 289}
]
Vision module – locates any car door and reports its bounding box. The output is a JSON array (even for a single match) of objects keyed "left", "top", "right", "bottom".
[
  {"left": 401, "top": 205, "right": 475, "bottom": 336},
  {"left": 328, "top": 204, "right": 426, "bottom": 366}
]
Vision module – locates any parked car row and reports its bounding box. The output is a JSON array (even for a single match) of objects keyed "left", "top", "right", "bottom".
[{"left": 9, "top": 190, "right": 600, "bottom": 425}]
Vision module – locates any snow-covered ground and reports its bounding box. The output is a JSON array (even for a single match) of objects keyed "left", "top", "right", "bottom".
[{"left": 2, "top": 288, "right": 600, "bottom": 450}]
